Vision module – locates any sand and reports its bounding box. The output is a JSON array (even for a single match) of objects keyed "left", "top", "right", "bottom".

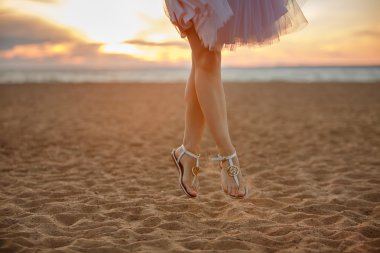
[{"left": 0, "top": 82, "right": 379, "bottom": 253}]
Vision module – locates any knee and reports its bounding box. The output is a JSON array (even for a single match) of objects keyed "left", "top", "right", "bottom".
[{"left": 194, "top": 50, "right": 221, "bottom": 73}]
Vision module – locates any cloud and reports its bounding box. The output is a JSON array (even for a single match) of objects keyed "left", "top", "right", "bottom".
[
  {"left": 0, "top": 11, "right": 81, "bottom": 50},
  {"left": 124, "top": 39, "right": 187, "bottom": 48},
  {"left": 353, "top": 29, "right": 380, "bottom": 38},
  {"left": 27, "top": 0, "right": 61, "bottom": 4},
  {"left": 0, "top": 41, "right": 148, "bottom": 69},
  {"left": 0, "top": 9, "right": 149, "bottom": 69}
]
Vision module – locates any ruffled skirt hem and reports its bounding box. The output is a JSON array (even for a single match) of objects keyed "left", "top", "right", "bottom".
[{"left": 164, "top": 0, "right": 308, "bottom": 50}]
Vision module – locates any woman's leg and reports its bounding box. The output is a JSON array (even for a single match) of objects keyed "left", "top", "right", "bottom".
[
  {"left": 175, "top": 55, "right": 206, "bottom": 196},
  {"left": 186, "top": 27, "right": 246, "bottom": 197},
  {"left": 183, "top": 55, "right": 206, "bottom": 152}
]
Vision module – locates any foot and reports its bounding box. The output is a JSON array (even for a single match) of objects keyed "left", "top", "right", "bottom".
[
  {"left": 174, "top": 146, "right": 200, "bottom": 197},
  {"left": 211, "top": 149, "right": 247, "bottom": 198},
  {"left": 216, "top": 152, "right": 247, "bottom": 198}
]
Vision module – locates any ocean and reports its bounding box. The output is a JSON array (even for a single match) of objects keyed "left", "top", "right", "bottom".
[{"left": 0, "top": 66, "right": 379, "bottom": 84}]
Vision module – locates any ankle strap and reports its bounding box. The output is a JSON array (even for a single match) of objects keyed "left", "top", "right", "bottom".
[
  {"left": 177, "top": 144, "right": 200, "bottom": 168},
  {"left": 209, "top": 150, "right": 237, "bottom": 167}
]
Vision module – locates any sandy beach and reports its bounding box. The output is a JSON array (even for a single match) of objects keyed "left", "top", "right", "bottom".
[{"left": 0, "top": 82, "right": 379, "bottom": 253}]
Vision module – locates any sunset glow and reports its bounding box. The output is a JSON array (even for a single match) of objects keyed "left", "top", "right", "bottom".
[{"left": 1, "top": 0, "right": 380, "bottom": 68}]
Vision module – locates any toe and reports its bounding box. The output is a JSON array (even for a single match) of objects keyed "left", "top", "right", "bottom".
[
  {"left": 185, "top": 185, "right": 197, "bottom": 197},
  {"left": 222, "top": 184, "right": 228, "bottom": 193},
  {"left": 238, "top": 185, "right": 247, "bottom": 197},
  {"left": 232, "top": 186, "right": 239, "bottom": 197},
  {"left": 227, "top": 185, "right": 234, "bottom": 196}
]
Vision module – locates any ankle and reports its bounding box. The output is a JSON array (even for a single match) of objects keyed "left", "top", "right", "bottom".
[
  {"left": 182, "top": 142, "right": 201, "bottom": 155},
  {"left": 218, "top": 145, "right": 236, "bottom": 157}
]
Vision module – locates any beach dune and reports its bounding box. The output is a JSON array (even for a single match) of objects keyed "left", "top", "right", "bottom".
[{"left": 0, "top": 82, "right": 379, "bottom": 252}]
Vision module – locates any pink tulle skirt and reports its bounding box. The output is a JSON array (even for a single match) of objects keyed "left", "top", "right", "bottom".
[{"left": 164, "top": 0, "right": 308, "bottom": 50}]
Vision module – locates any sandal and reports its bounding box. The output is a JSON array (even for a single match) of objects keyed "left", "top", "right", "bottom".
[
  {"left": 171, "top": 144, "right": 200, "bottom": 198},
  {"left": 210, "top": 150, "right": 248, "bottom": 198}
]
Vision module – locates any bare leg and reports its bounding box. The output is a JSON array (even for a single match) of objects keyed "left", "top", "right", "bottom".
[
  {"left": 186, "top": 27, "right": 246, "bottom": 197},
  {"left": 175, "top": 55, "right": 205, "bottom": 196}
]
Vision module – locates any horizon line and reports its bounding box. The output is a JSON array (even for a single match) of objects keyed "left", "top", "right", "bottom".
[{"left": 0, "top": 65, "right": 379, "bottom": 71}]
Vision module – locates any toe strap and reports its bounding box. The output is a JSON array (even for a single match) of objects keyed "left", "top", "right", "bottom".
[
  {"left": 191, "top": 166, "right": 200, "bottom": 187},
  {"left": 233, "top": 174, "right": 240, "bottom": 188},
  {"left": 227, "top": 165, "right": 240, "bottom": 188},
  {"left": 191, "top": 175, "right": 197, "bottom": 187}
]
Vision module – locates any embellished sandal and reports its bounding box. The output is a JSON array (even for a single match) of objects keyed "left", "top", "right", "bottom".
[
  {"left": 171, "top": 144, "right": 200, "bottom": 198},
  {"left": 210, "top": 150, "right": 247, "bottom": 199}
]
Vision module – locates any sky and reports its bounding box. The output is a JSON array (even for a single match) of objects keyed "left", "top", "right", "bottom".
[{"left": 0, "top": 0, "right": 379, "bottom": 69}]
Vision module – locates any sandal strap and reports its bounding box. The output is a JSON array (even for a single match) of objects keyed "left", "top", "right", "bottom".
[
  {"left": 209, "top": 150, "right": 240, "bottom": 187},
  {"left": 177, "top": 144, "right": 200, "bottom": 168},
  {"left": 177, "top": 145, "right": 200, "bottom": 187},
  {"left": 191, "top": 175, "right": 197, "bottom": 188},
  {"left": 209, "top": 150, "right": 237, "bottom": 167}
]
